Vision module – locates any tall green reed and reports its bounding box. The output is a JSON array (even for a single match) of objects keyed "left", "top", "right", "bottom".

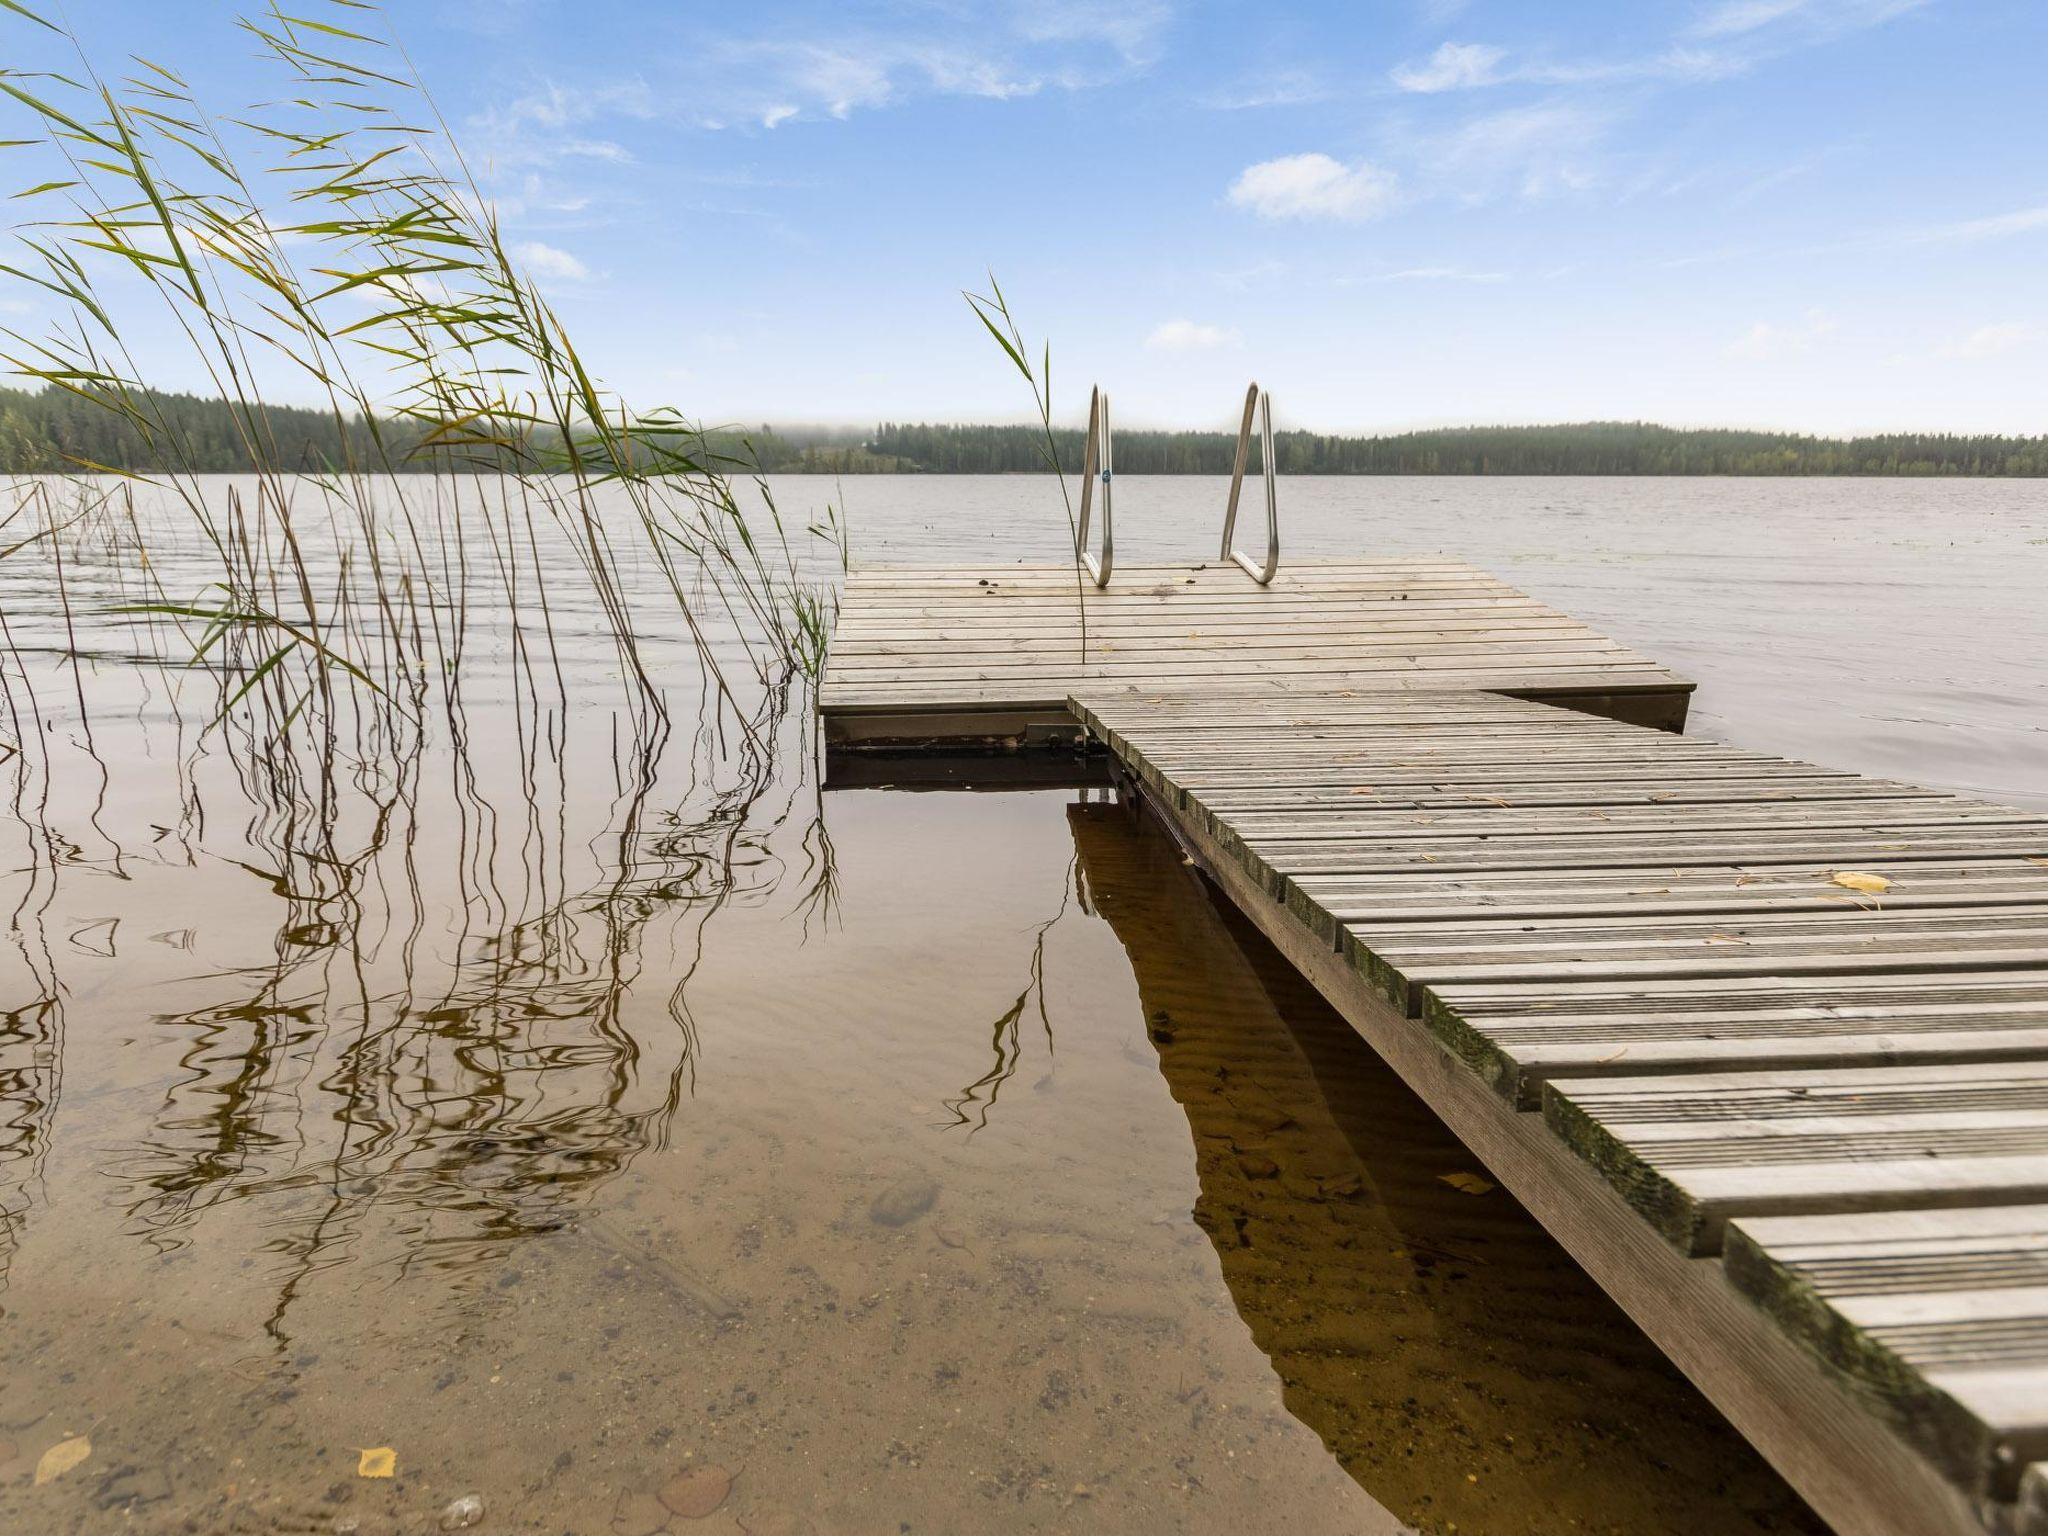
[
  {"left": 963, "top": 274, "right": 1087, "bottom": 658},
  {"left": 0, "top": 0, "right": 837, "bottom": 761}
]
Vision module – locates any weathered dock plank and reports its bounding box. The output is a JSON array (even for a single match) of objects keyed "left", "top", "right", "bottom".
[
  {"left": 1725, "top": 1205, "right": 2048, "bottom": 1504},
  {"left": 1542, "top": 1062, "right": 2048, "bottom": 1256},
  {"left": 822, "top": 559, "right": 1695, "bottom": 742},
  {"left": 1058, "top": 679, "right": 2048, "bottom": 1536}
]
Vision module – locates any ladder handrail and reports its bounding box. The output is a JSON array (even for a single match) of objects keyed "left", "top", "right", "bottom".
[
  {"left": 1075, "top": 385, "right": 1113, "bottom": 589},
  {"left": 1220, "top": 382, "right": 1279, "bottom": 585}
]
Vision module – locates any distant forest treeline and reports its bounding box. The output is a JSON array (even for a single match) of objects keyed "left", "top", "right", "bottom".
[
  {"left": 3, "top": 387, "right": 2044, "bottom": 476},
  {"left": 863, "top": 421, "right": 2048, "bottom": 476}
]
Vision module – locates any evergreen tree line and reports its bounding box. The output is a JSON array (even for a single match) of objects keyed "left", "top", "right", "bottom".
[
  {"left": 3, "top": 387, "right": 2043, "bottom": 476},
  {"left": 863, "top": 420, "right": 2048, "bottom": 476},
  {"left": 0, "top": 387, "right": 902, "bottom": 476}
]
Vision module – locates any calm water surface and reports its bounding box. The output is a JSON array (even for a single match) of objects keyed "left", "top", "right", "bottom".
[{"left": 0, "top": 475, "right": 2041, "bottom": 1536}]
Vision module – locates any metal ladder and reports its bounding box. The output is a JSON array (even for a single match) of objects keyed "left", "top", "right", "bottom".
[{"left": 1074, "top": 381, "right": 1280, "bottom": 589}]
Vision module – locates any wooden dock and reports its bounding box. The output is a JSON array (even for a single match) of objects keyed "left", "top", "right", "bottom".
[
  {"left": 821, "top": 558, "right": 2048, "bottom": 1536},
  {"left": 820, "top": 558, "right": 1695, "bottom": 744}
]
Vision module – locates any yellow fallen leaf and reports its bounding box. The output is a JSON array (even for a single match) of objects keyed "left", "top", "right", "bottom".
[
  {"left": 2028, "top": 857, "right": 2048, "bottom": 869},
  {"left": 357, "top": 1447, "right": 396, "bottom": 1479},
  {"left": 35, "top": 1436, "right": 91, "bottom": 1485},
  {"left": 1831, "top": 871, "right": 1892, "bottom": 894},
  {"left": 1440, "top": 1172, "right": 1495, "bottom": 1196}
]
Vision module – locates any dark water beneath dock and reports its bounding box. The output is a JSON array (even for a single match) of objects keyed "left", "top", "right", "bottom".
[{"left": 0, "top": 475, "right": 2040, "bottom": 1534}]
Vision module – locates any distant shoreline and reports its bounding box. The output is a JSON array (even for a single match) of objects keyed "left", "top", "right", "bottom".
[{"left": 4, "top": 386, "right": 2042, "bottom": 476}]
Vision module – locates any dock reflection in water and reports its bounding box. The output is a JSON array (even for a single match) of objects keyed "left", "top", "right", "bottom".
[{"left": 1067, "top": 799, "right": 1826, "bottom": 1536}]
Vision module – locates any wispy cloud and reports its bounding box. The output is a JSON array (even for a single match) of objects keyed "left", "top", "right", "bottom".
[
  {"left": 1725, "top": 309, "right": 1838, "bottom": 359},
  {"left": 1938, "top": 322, "right": 2035, "bottom": 359},
  {"left": 1339, "top": 265, "right": 1511, "bottom": 285},
  {"left": 1200, "top": 69, "right": 1329, "bottom": 110},
  {"left": 1145, "top": 318, "right": 1237, "bottom": 351},
  {"left": 498, "top": 3, "right": 1176, "bottom": 134},
  {"left": 1228, "top": 153, "right": 1399, "bottom": 222},
  {"left": 1426, "top": 100, "right": 1615, "bottom": 199},
  {"left": 513, "top": 241, "right": 592, "bottom": 282},
  {"left": 472, "top": 80, "right": 654, "bottom": 173},
  {"left": 1690, "top": 0, "right": 1811, "bottom": 38},
  {"left": 1391, "top": 41, "right": 1506, "bottom": 92},
  {"left": 1387, "top": 0, "right": 1923, "bottom": 103},
  {"left": 1014, "top": 0, "right": 1172, "bottom": 60},
  {"left": 1901, "top": 203, "right": 2048, "bottom": 246},
  {"left": 1687, "top": 0, "right": 1929, "bottom": 41}
]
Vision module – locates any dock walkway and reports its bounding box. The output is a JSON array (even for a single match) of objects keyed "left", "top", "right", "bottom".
[
  {"left": 822, "top": 558, "right": 2048, "bottom": 1536},
  {"left": 820, "top": 558, "right": 1694, "bottom": 743}
]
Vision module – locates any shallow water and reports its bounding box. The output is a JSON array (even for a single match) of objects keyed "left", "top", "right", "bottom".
[{"left": 0, "top": 474, "right": 2040, "bottom": 1535}]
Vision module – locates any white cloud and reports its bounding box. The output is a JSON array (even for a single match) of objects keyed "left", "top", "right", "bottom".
[
  {"left": 1939, "top": 323, "right": 2035, "bottom": 360},
  {"left": 1228, "top": 153, "right": 1399, "bottom": 223},
  {"left": 513, "top": 241, "right": 591, "bottom": 282},
  {"left": 1391, "top": 42, "right": 1507, "bottom": 93},
  {"left": 1725, "top": 310, "right": 1838, "bottom": 360},
  {"left": 1145, "top": 319, "right": 1235, "bottom": 351}
]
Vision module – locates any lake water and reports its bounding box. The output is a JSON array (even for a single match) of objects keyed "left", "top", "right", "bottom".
[{"left": 0, "top": 474, "right": 2041, "bottom": 1536}]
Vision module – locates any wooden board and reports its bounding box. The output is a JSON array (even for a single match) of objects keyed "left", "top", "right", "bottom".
[
  {"left": 1542, "top": 1062, "right": 2048, "bottom": 1256},
  {"left": 822, "top": 559, "right": 1695, "bottom": 741},
  {"left": 1062, "top": 679, "right": 2048, "bottom": 1535},
  {"left": 1726, "top": 1206, "right": 2048, "bottom": 1505}
]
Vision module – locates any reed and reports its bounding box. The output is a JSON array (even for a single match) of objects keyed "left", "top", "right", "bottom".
[
  {"left": 0, "top": 0, "right": 838, "bottom": 753},
  {"left": 963, "top": 274, "right": 1089, "bottom": 658},
  {"left": 0, "top": 2, "right": 849, "bottom": 1305}
]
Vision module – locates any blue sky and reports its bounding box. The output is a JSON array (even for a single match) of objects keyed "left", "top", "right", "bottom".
[{"left": 15, "top": 0, "right": 2048, "bottom": 433}]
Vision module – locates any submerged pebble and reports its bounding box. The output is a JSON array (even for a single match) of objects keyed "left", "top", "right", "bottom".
[
  {"left": 868, "top": 1175, "right": 939, "bottom": 1227},
  {"left": 438, "top": 1493, "right": 486, "bottom": 1530},
  {"left": 659, "top": 1464, "right": 732, "bottom": 1518}
]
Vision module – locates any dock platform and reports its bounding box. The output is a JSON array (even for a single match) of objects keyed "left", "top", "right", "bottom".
[
  {"left": 821, "top": 558, "right": 2048, "bottom": 1536},
  {"left": 820, "top": 558, "right": 1695, "bottom": 744}
]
